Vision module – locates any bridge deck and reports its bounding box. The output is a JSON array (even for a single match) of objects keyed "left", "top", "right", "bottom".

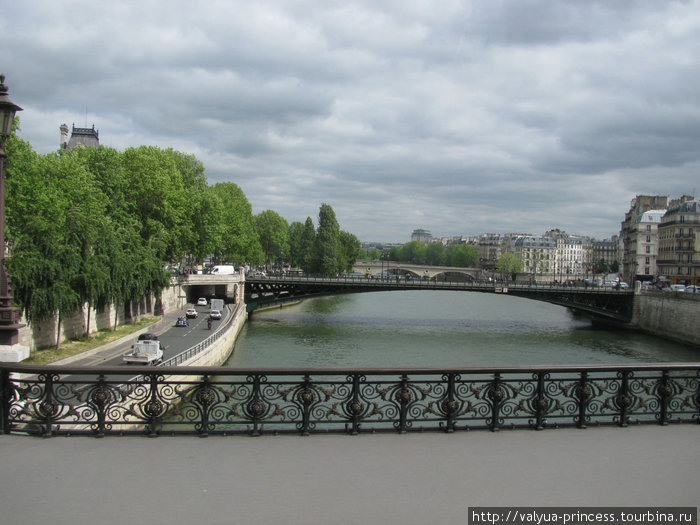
[
  {"left": 245, "top": 276, "right": 635, "bottom": 321},
  {"left": 2, "top": 426, "right": 697, "bottom": 524}
]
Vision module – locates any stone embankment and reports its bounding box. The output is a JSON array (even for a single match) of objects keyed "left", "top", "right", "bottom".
[{"left": 632, "top": 287, "right": 700, "bottom": 348}]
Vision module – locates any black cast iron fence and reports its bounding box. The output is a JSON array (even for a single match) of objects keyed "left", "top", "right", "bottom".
[{"left": 1, "top": 363, "right": 698, "bottom": 437}]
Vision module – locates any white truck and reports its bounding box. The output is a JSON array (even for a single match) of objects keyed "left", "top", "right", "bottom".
[
  {"left": 122, "top": 334, "right": 164, "bottom": 365},
  {"left": 209, "top": 265, "right": 236, "bottom": 275}
]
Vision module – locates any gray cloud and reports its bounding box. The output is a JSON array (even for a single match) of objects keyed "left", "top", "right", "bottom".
[{"left": 3, "top": 0, "right": 700, "bottom": 242}]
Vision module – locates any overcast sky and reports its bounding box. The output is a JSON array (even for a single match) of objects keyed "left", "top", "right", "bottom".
[{"left": 3, "top": 1, "right": 699, "bottom": 242}]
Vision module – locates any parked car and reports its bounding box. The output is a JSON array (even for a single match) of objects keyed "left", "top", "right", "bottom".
[
  {"left": 684, "top": 285, "right": 698, "bottom": 293},
  {"left": 209, "top": 309, "right": 222, "bottom": 320},
  {"left": 175, "top": 317, "right": 189, "bottom": 327},
  {"left": 196, "top": 297, "right": 208, "bottom": 306},
  {"left": 618, "top": 282, "right": 629, "bottom": 289},
  {"left": 670, "top": 284, "right": 686, "bottom": 292},
  {"left": 186, "top": 308, "right": 198, "bottom": 319}
]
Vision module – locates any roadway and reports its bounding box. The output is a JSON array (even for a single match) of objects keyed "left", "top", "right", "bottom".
[{"left": 59, "top": 302, "right": 231, "bottom": 368}]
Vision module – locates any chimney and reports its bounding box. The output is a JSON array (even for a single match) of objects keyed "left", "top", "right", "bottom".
[{"left": 60, "top": 123, "right": 69, "bottom": 149}]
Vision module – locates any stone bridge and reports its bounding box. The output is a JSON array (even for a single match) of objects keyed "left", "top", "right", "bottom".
[{"left": 354, "top": 260, "right": 483, "bottom": 281}]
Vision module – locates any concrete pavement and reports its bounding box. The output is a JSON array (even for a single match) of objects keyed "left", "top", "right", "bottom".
[{"left": 1, "top": 424, "right": 698, "bottom": 525}]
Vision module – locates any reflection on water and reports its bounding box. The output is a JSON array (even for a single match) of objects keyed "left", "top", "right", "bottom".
[{"left": 226, "top": 291, "right": 700, "bottom": 368}]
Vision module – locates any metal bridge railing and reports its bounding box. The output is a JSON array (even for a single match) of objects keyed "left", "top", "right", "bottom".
[
  {"left": 246, "top": 274, "right": 635, "bottom": 293},
  {"left": 2, "top": 363, "right": 697, "bottom": 437}
]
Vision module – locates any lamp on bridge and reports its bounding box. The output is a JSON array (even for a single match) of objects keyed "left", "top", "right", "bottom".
[{"left": 0, "top": 74, "right": 28, "bottom": 362}]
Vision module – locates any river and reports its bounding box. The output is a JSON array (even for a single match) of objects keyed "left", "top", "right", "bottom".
[{"left": 224, "top": 290, "right": 700, "bottom": 368}]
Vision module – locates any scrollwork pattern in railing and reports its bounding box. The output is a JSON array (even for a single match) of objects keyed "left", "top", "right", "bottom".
[{"left": 1, "top": 365, "right": 698, "bottom": 437}]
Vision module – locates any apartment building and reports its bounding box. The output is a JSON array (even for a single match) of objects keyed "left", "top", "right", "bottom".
[
  {"left": 627, "top": 210, "right": 665, "bottom": 281},
  {"left": 591, "top": 236, "right": 620, "bottom": 273},
  {"left": 620, "top": 195, "right": 669, "bottom": 283},
  {"left": 657, "top": 196, "right": 699, "bottom": 285},
  {"left": 513, "top": 236, "right": 557, "bottom": 282}
]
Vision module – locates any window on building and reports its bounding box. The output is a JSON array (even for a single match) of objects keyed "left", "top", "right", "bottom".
[{"left": 645, "top": 246, "right": 650, "bottom": 254}]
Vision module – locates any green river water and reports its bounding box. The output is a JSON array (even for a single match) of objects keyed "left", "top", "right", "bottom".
[{"left": 224, "top": 290, "right": 700, "bottom": 368}]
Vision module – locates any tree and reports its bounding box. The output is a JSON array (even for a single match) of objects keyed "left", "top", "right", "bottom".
[
  {"left": 446, "top": 244, "right": 478, "bottom": 267},
  {"left": 8, "top": 151, "right": 105, "bottom": 346},
  {"left": 313, "top": 204, "right": 341, "bottom": 274},
  {"left": 255, "top": 210, "right": 289, "bottom": 267},
  {"left": 209, "top": 182, "right": 263, "bottom": 264},
  {"left": 425, "top": 242, "right": 446, "bottom": 265},
  {"left": 496, "top": 252, "right": 522, "bottom": 283},
  {"left": 299, "top": 217, "right": 316, "bottom": 273},
  {"left": 338, "top": 231, "right": 361, "bottom": 273},
  {"left": 398, "top": 241, "right": 427, "bottom": 264}
]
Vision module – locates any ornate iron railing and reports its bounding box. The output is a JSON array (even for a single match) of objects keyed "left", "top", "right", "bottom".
[{"left": 1, "top": 364, "right": 698, "bottom": 437}]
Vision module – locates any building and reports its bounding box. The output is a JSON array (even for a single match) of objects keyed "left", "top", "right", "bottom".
[
  {"left": 620, "top": 195, "right": 669, "bottom": 283},
  {"left": 60, "top": 123, "right": 99, "bottom": 149},
  {"left": 591, "top": 236, "right": 620, "bottom": 274},
  {"left": 411, "top": 229, "right": 432, "bottom": 244},
  {"left": 544, "top": 230, "right": 592, "bottom": 281},
  {"left": 627, "top": 211, "right": 665, "bottom": 282},
  {"left": 513, "top": 236, "right": 557, "bottom": 282},
  {"left": 657, "top": 196, "right": 699, "bottom": 286}
]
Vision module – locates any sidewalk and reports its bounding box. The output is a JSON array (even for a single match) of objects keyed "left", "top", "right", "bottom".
[{"left": 1, "top": 425, "right": 698, "bottom": 525}]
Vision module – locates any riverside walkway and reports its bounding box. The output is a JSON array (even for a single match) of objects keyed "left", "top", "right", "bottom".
[{"left": 1, "top": 425, "right": 698, "bottom": 524}]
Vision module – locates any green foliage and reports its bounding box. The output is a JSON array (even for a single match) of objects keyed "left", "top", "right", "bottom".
[
  {"left": 425, "top": 243, "right": 446, "bottom": 265},
  {"left": 209, "top": 182, "right": 263, "bottom": 264},
  {"left": 5, "top": 124, "right": 362, "bottom": 331},
  {"left": 255, "top": 210, "right": 289, "bottom": 265},
  {"left": 360, "top": 247, "right": 382, "bottom": 260},
  {"left": 313, "top": 203, "right": 342, "bottom": 274},
  {"left": 496, "top": 252, "right": 522, "bottom": 282},
  {"left": 446, "top": 244, "right": 478, "bottom": 267},
  {"left": 338, "top": 231, "right": 361, "bottom": 273}
]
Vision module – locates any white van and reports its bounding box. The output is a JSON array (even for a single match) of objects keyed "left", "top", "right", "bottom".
[{"left": 210, "top": 265, "right": 235, "bottom": 275}]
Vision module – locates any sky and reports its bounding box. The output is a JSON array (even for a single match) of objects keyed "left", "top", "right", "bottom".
[{"left": 2, "top": 1, "right": 699, "bottom": 243}]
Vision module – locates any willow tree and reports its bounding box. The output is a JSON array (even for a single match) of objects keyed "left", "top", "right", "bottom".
[{"left": 7, "top": 149, "right": 106, "bottom": 347}]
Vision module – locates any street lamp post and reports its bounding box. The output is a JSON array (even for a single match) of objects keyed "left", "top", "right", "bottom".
[{"left": 0, "top": 74, "right": 28, "bottom": 361}]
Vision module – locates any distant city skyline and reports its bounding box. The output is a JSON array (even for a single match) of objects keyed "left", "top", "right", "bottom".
[{"left": 3, "top": 1, "right": 700, "bottom": 241}]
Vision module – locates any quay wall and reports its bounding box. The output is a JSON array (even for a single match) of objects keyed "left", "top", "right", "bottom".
[
  {"left": 632, "top": 291, "right": 700, "bottom": 348},
  {"left": 15, "top": 278, "right": 210, "bottom": 352}
]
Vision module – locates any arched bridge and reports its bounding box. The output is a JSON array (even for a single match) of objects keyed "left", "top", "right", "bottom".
[
  {"left": 244, "top": 276, "right": 636, "bottom": 323},
  {"left": 354, "top": 261, "right": 482, "bottom": 280}
]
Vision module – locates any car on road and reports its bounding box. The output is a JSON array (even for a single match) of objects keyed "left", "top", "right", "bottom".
[
  {"left": 123, "top": 333, "right": 163, "bottom": 365},
  {"left": 685, "top": 285, "right": 698, "bottom": 293},
  {"left": 209, "top": 309, "right": 222, "bottom": 320},
  {"left": 186, "top": 308, "right": 198, "bottom": 319},
  {"left": 670, "top": 284, "right": 686, "bottom": 292},
  {"left": 175, "top": 317, "right": 189, "bottom": 327},
  {"left": 196, "top": 297, "right": 208, "bottom": 306}
]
